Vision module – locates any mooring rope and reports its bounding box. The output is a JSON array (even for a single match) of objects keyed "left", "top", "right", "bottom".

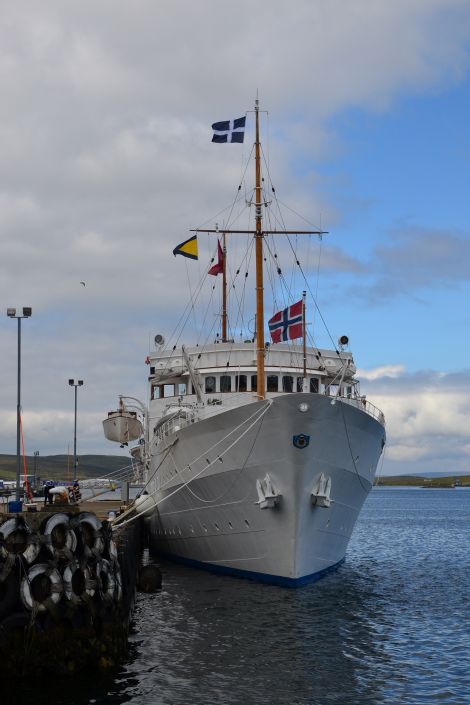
[{"left": 111, "top": 399, "right": 273, "bottom": 531}]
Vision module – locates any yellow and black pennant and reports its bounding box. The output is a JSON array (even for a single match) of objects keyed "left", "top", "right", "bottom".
[{"left": 173, "top": 235, "right": 198, "bottom": 260}]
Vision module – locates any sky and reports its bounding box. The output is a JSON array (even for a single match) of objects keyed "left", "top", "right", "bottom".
[{"left": 1, "top": 0, "right": 470, "bottom": 476}]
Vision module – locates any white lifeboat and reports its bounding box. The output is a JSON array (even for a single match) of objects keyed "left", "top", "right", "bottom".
[{"left": 103, "top": 410, "right": 143, "bottom": 444}]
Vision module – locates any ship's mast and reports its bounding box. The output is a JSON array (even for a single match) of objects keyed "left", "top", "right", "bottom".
[
  {"left": 190, "top": 101, "right": 327, "bottom": 401},
  {"left": 222, "top": 232, "right": 227, "bottom": 342},
  {"left": 254, "top": 101, "right": 265, "bottom": 399}
]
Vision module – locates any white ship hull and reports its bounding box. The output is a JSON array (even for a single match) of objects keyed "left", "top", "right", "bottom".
[{"left": 146, "top": 393, "right": 385, "bottom": 586}]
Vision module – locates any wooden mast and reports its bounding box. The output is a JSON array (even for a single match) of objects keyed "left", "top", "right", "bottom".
[
  {"left": 222, "top": 232, "right": 227, "bottom": 342},
  {"left": 302, "top": 290, "right": 307, "bottom": 388},
  {"left": 254, "top": 100, "right": 265, "bottom": 400},
  {"left": 190, "top": 102, "right": 328, "bottom": 399}
]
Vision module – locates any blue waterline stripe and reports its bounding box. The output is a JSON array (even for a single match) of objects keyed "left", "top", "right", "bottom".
[{"left": 154, "top": 551, "right": 345, "bottom": 587}]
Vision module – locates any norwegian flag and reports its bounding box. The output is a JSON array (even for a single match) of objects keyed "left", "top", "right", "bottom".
[{"left": 268, "top": 300, "right": 303, "bottom": 343}]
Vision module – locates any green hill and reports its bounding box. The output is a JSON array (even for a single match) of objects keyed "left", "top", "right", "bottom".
[
  {"left": 0, "top": 454, "right": 131, "bottom": 482},
  {"left": 376, "top": 474, "right": 470, "bottom": 487}
]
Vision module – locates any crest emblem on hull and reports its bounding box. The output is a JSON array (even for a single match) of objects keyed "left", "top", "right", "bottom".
[{"left": 293, "top": 433, "right": 310, "bottom": 449}]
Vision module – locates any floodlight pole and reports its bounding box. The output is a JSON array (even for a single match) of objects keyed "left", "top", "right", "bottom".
[
  {"left": 6, "top": 307, "right": 32, "bottom": 501},
  {"left": 69, "top": 379, "right": 84, "bottom": 481}
]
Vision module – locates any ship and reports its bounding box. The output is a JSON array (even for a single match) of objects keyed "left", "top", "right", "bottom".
[{"left": 104, "top": 101, "right": 386, "bottom": 586}]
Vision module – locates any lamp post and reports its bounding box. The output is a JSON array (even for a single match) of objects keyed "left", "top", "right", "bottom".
[
  {"left": 68, "top": 379, "right": 83, "bottom": 481},
  {"left": 7, "top": 307, "right": 32, "bottom": 502}
]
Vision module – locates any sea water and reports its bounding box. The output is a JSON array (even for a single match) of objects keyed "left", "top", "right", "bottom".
[{"left": 15, "top": 488, "right": 470, "bottom": 705}]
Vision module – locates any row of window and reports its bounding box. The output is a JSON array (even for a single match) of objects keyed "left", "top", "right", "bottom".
[{"left": 152, "top": 374, "right": 322, "bottom": 399}]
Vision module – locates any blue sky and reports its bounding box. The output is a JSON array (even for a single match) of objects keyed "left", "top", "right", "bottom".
[{"left": 1, "top": 1, "right": 470, "bottom": 475}]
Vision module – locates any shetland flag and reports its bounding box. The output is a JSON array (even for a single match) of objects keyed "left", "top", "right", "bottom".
[
  {"left": 268, "top": 300, "right": 303, "bottom": 343},
  {"left": 212, "top": 116, "right": 246, "bottom": 143}
]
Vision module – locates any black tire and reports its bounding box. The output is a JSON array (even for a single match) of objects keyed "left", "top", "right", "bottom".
[
  {"left": 0, "top": 570, "right": 19, "bottom": 619},
  {"left": 0, "top": 611, "right": 32, "bottom": 636}
]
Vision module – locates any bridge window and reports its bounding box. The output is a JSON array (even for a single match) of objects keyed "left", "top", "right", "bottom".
[
  {"left": 297, "top": 377, "right": 303, "bottom": 392},
  {"left": 220, "top": 375, "right": 231, "bottom": 393},
  {"left": 282, "top": 375, "right": 294, "bottom": 392},
  {"left": 251, "top": 375, "right": 257, "bottom": 392},
  {"left": 205, "top": 376, "right": 216, "bottom": 393},
  {"left": 267, "top": 375, "right": 278, "bottom": 392},
  {"left": 310, "top": 378, "right": 319, "bottom": 393},
  {"left": 236, "top": 375, "right": 247, "bottom": 392},
  {"left": 164, "top": 384, "right": 175, "bottom": 397},
  {"left": 178, "top": 383, "right": 187, "bottom": 395},
  {"left": 152, "top": 385, "right": 162, "bottom": 400}
]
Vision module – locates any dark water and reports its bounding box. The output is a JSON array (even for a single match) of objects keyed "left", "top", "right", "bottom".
[{"left": 17, "top": 488, "right": 470, "bottom": 705}]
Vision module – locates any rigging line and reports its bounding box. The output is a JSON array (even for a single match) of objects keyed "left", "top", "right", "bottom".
[
  {"left": 109, "top": 444, "right": 174, "bottom": 527},
  {"left": 168, "top": 398, "right": 267, "bottom": 504},
  {"left": 184, "top": 256, "right": 198, "bottom": 331},
  {"left": 232, "top": 235, "right": 254, "bottom": 338},
  {"left": 338, "top": 400, "right": 369, "bottom": 492},
  {"left": 166, "top": 263, "right": 214, "bottom": 356},
  {"left": 163, "top": 264, "right": 210, "bottom": 352},
  {"left": 196, "top": 277, "right": 216, "bottom": 346},
  {"left": 111, "top": 400, "right": 273, "bottom": 531},
  {"left": 199, "top": 236, "right": 254, "bottom": 361},
  {"left": 374, "top": 442, "right": 387, "bottom": 487},
  {"left": 225, "top": 142, "right": 256, "bottom": 229},
  {"left": 314, "top": 231, "right": 323, "bottom": 332},
  {"left": 282, "top": 231, "right": 350, "bottom": 364},
  {"left": 275, "top": 198, "right": 323, "bottom": 230},
  {"left": 193, "top": 143, "right": 256, "bottom": 233}
]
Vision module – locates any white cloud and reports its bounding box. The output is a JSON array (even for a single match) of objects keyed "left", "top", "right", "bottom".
[
  {"left": 362, "top": 368, "right": 470, "bottom": 474},
  {"left": 0, "top": 1, "right": 470, "bottom": 464},
  {"left": 357, "top": 364, "right": 406, "bottom": 380}
]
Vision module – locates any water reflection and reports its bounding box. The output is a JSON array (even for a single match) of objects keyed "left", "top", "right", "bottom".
[
  {"left": 112, "top": 559, "right": 387, "bottom": 705},
  {"left": 11, "top": 489, "right": 470, "bottom": 705}
]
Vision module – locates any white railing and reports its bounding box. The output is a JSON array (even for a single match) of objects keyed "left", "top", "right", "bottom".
[{"left": 338, "top": 395, "right": 386, "bottom": 425}]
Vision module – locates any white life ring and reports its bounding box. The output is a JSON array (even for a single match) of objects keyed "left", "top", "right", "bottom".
[
  {"left": 94, "top": 558, "right": 116, "bottom": 602},
  {"left": 43, "top": 513, "right": 77, "bottom": 558},
  {"left": 62, "top": 559, "right": 95, "bottom": 604},
  {"left": 20, "top": 563, "right": 63, "bottom": 612},
  {"left": 74, "top": 513, "right": 104, "bottom": 558},
  {"left": 0, "top": 517, "right": 40, "bottom": 564}
]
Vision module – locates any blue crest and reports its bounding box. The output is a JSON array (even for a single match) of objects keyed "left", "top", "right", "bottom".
[{"left": 293, "top": 434, "right": 310, "bottom": 449}]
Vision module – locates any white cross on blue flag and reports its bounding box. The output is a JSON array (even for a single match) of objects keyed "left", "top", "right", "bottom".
[{"left": 212, "top": 116, "right": 246, "bottom": 143}]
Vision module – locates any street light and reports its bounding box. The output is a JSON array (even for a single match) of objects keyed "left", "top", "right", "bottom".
[
  {"left": 7, "top": 307, "right": 32, "bottom": 502},
  {"left": 68, "top": 379, "right": 83, "bottom": 481}
]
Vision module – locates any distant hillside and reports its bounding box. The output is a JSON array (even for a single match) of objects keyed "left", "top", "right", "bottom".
[
  {"left": 0, "top": 454, "right": 130, "bottom": 481},
  {"left": 376, "top": 474, "right": 470, "bottom": 488}
]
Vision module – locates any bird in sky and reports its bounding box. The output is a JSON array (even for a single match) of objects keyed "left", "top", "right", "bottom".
[{"left": 80, "top": 281, "right": 86, "bottom": 287}]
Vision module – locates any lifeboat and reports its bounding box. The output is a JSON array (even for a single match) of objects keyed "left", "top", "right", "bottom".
[{"left": 102, "top": 409, "right": 143, "bottom": 443}]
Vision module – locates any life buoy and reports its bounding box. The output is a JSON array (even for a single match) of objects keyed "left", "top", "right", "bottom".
[
  {"left": 94, "top": 558, "right": 116, "bottom": 602},
  {"left": 20, "top": 563, "right": 63, "bottom": 612},
  {"left": 43, "top": 513, "right": 77, "bottom": 559},
  {"left": 73, "top": 513, "right": 104, "bottom": 558},
  {"left": 0, "top": 570, "right": 19, "bottom": 619},
  {"left": 62, "top": 559, "right": 95, "bottom": 605},
  {"left": 0, "top": 517, "right": 40, "bottom": 564}
]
